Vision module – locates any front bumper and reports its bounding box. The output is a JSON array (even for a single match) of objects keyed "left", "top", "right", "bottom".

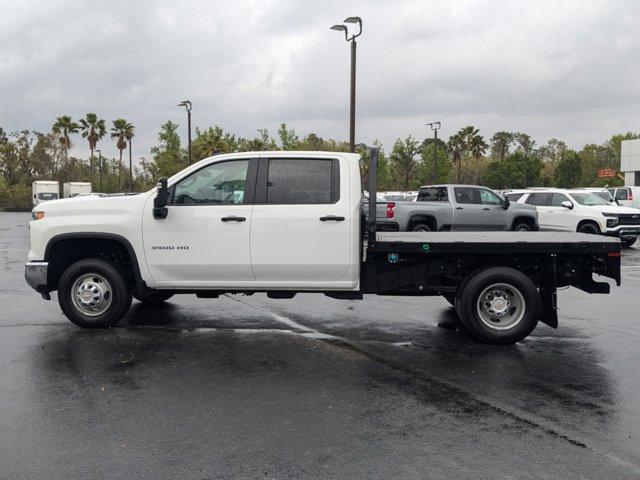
[
  {"left": 605, "top": 226, "right": 640, "bottom": 239},
  {"left": 25, "top": 261, "right": 50, "bottom": 299}
]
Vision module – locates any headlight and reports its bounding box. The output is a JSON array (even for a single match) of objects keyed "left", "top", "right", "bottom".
[
  {"left": 31, "top": 211, "right": 45, "bottom": 220},
  {"left": 603, "top": 213, "right": 619, "bottom": 227}
]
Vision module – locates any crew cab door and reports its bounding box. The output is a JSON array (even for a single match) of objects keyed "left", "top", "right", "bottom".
[
  {"left": 250, "top": 156, "right": 354, "bottom": 288},
  {"left": 142, "top": 158, "right": 257, "bottom": 287},
  {"left": 546, "top": 193, "right": 575, "bottom": 231},
  {"left": 525, "top": 192, "right": 553, "bottom": 230},
  {"left": 452, "top": 187, "right": 484, "bottom": 230},
  {"left": 478, "top": 188, "right": 508, "bottom": 230}
]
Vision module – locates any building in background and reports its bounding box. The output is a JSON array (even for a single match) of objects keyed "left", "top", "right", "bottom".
[{"left": 620, "top": 139, "right": 640, "bottom": 186}]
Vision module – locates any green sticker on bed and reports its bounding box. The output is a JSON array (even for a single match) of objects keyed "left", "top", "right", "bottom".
[{"left": 421, "top": 243, "right": 431, "bottom": 253}]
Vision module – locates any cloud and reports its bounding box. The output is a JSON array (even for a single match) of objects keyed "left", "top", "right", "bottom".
[{"left": 0, "top": 0, "right": 638, "bottom": 163}]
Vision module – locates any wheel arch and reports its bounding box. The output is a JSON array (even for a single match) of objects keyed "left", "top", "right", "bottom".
[
  {"left": 576, "top": 218, "right": 601, "bottom": 233},
  {"left": 510, "top": 215, "right": 536, "bottom": 230},
  {"left": 407, "top": 214, "right": 438, "bottom": 231},
  {"left": 44, "top": 233, "right": 148, "bottom": 295}
]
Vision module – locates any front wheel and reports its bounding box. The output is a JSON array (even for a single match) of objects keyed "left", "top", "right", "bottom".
[
  {"left": 457, "top": 267, "right": 540, "bottom": 344},
  {"left": 513, "top": 222, "right": 532, "bottom": 232},
  {"left": 578, "top": 222, "right": 601, "bottom": 235},
  {"left": 58, "top": 258, "right": 132, "bottom": 328}
]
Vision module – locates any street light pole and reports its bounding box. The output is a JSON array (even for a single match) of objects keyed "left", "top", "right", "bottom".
[
  {"left": 96, "top": 149, "right": 102, "bottom": 191},
  {"left": 128, "top": 138, "right": 133, "bottom": 193},
  {"left": 426, "top": 122, "right": 441, "bottom": 183},
  {"left": 331, "top": 16, "right": 362, "bottom": 153},
  {"left": 178, "top": 100, "right": 192, "bottom": 165}
]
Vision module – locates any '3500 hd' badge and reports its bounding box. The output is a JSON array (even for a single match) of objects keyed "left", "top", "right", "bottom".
[{"left": 151, "top": 245, "right": 190, "bottom": 250}]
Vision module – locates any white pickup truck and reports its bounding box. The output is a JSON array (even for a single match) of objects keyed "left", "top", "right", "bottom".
[{"left": 25, "top": 149, "right": 622, "bottom": 344}]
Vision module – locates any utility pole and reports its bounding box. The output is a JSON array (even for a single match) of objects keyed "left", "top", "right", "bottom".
[
  {"left": 96, "top": 149, "right": 102, "bottom": 191},
  {"left": 178, "top": 100, "right": 192, "bottom": 165},
  {"left": 128, "top": 138, "right": 133, "bottom": 193},
  {"left": 426, "top": 122, "right": 441, "bottom": 183},
  {"left": 331, "top": 17, "right": 363, "bottom": 153}
]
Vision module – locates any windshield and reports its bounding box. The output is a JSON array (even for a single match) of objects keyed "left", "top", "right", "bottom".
[
  {"left": 38, "top": 192, "right": 59, "bottom": 200},
  {"left": 592, "top": 191, "right": 614, "bottom": 202},
  {"left": 569, "top": 192, "right": 609, "bottom": 206}
]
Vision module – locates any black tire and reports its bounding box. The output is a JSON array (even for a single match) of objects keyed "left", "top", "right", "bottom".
[
  {"left": 134, "top": 292, "right": 174, "bottom": 304},
  {"left": 621, "top": 238, "right": 637, "bottom": 248},
  {"left": 457, "top": 267, "right": 540, "bottom": 344},
  {"left": 58, "top": 257, "right": 132, "bottom": 328},
  {"left": 411, "top": 223, "right": 432, "bottom": 232},
  {"left": 513, "top": 222, "right": 532, "bottom": 232},
  {"left": 577, "top": 222, "right": 600, "bottom": 235}
]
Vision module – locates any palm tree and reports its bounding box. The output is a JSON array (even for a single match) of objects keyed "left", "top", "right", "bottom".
[
  {"left": 52, "top": 115, "right": 80, "bottom": 167},
  {"left": 111, "top": 119, "right": 134, "bottom": 191},
  {"left": 469, "top": 134, "right": 489, "bottom": 183},
  {"left": 490, "top": 131, "right": 513, "bottom": 161},
  {"left": 79, "top": 113, "right": 106, "bottom": 184},
  {"left": 447, "top": 133, "right": 466, "bottom": 183}
]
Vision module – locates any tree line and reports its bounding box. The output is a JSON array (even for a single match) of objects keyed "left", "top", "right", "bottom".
[{"left": 1, "top": 114, "right": 638, "bottom": 210}]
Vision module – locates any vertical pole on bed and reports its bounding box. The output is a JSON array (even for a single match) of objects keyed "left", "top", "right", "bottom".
[{"left": 368, "top": 147, "right": 378, "bottom": 243}]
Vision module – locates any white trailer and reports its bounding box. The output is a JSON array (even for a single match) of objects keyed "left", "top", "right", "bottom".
[
  {"left": 63, "top": 182, "right": 92, "bottom": 198},
  {"left": 32, "top": 181, "right": 59, "bottom": 206}
]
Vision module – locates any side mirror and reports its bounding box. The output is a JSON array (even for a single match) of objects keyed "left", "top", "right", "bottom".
[
  {"left": 561, "top": 200, "right": 573, "bottom": 210},
  {"left": 502, "top": 197, "right": 510, "bottom": 210},
  {"left": 153, "top": 177, "right": 169, "bottom": 219}
]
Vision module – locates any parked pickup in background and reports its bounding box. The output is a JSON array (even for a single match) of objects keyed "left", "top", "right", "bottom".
[{"left": 376, "top": 184, "right": 539, "bottom": 232}]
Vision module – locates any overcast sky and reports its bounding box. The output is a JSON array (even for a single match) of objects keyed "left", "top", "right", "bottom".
[{"left": 1, "top": 0, "right": 639, "bottom": 162}]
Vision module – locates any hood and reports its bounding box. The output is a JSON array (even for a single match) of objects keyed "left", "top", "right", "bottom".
[
  {"left": 32, "top": 192, "right": 148, "bottom": 216},
  {"left": 578, "top": 205, "right": 640, "bottom": 215},
  {"left": 510, "top": 202, "right": 537, "bottom": 211}
]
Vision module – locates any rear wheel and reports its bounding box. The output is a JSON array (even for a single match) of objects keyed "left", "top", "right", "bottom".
[
  {"left": 58, "top": 258, "right": 132, "bottom": 328},
  {"left": 457, "top": 267, "right": 540, "bottom": 344},
  {"left": 134, "top": 292, "right": 174, "bottom": 304},
  {"left": 411, "top": 223, "right": 432, "bottom": 232}
]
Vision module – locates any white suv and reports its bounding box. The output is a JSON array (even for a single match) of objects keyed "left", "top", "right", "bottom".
[{"left": 509, "top": 189, "right": 640, "bottom": 247}]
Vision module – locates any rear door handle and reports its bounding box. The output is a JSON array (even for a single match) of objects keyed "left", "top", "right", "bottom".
[
  {"left": 221, "top": 216, "right": 246, "bottom": 222},
  {"left": 319, "top": 216, "right": 345, "bottom": 222},
  {"left": 456, "top": 207, "right": 464, "bottom": 210},
  {"left": 483, "top": 207, "right": 490, "bottom": 211}
]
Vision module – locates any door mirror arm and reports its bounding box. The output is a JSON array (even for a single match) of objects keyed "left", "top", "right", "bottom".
[
  {"left": 153, "top": 177, "right": 169, "bottom": 219},
  {"left": 502, "top": 197, "right": 510, "bottom": 210}
]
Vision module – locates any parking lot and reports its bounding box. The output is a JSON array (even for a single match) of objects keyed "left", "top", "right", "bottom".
[{"left": 1, "top": 211, "right": 640, "bottom": 479}]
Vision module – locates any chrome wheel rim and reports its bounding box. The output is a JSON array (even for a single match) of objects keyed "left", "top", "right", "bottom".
[
  {"left": 476, "top": 283, "right": 525, "bottom": 330},
  {"left": 71, "top": 273, "right": 113, "bottom": 316}
]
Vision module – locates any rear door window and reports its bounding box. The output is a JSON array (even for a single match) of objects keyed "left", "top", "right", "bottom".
[
  {"left": 417, "top": 187, "right": 448, "bottom": 202},
  {"left": 525, "top": 192, "right": 552, "bottom": 206},
  {"left": 454, "top": 187, "right": 479, "bottom": 204},
  {"left": 266, "top": 158, "right": 337, "bottom": 204},
  {"left": 505, "top": 192, "right": 524, "bottom": 201}
]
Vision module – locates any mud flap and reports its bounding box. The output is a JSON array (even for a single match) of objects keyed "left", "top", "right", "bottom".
[{"left": 540, "top": 255, "right": 558, "bottom": 328}]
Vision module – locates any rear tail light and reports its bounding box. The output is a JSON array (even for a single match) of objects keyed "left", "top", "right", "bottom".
[
  {"left": 629, "top": 190, "right": 633, "bottom": 201},
  {"left": 386, "top": 202, "right": 395, "bottom": 219}
]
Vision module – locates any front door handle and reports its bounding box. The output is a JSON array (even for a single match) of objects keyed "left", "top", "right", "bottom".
[
  {"left": 319, "top": 216, "right": 345, "bottom": 222},
  {"left": 221, "top": 216, "right": 246, "bottom": 222},
  {"left": 456, "top": 207, "right": 464, "bottom": 210},
  {"left": 483, "top": 207, "right": 490, "bottom": 211}
]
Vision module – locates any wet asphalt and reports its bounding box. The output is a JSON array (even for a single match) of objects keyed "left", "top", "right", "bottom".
[{"left": 1, "top": 212, "right": 639, "bottom": 479}]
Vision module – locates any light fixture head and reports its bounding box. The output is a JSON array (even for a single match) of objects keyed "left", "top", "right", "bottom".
[
  {"left": 330, "top": 24, "right": 347, "bottom": 31},
  {"left": 343, "top": 16, "right": 362, "bottom": 24}
]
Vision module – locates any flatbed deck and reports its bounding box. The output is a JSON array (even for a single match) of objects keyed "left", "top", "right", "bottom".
[{"left": 373, "top": 231, "right": 620, "bottom": 255}]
